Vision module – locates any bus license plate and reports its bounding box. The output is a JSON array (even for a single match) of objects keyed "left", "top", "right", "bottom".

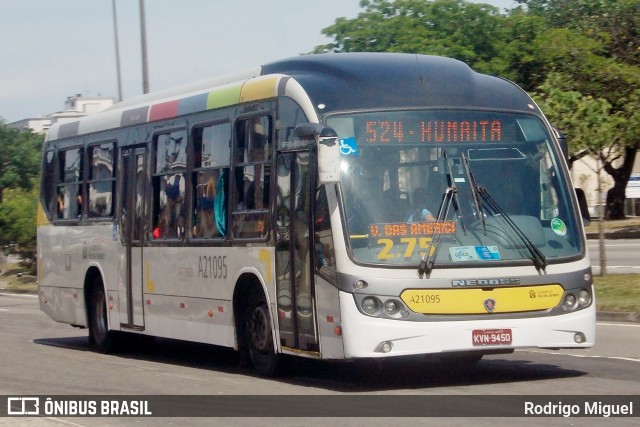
[{"left": 472, "top": 329, "right": 512, "bottom": 346}]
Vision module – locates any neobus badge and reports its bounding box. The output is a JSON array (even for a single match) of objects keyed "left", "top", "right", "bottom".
[{"left": 452, "top": 278, "right": 521, "bottom": 287}]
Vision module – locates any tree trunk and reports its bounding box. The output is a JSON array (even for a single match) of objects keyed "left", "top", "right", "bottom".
[{"left": 604, "top": 146, "right": 637, "bottom": 220}]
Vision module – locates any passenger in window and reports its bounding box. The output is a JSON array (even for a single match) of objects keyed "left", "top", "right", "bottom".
[
  {"left": 164, "top": 174, "right": 185, "bottom": 238},
  {"left": 57, "top": 192, "right": 65, "bottom": 218},
  {"left": 408, "top": 187, "right": 436, "bottom": 222},
  {"left": 194, "top": 177, "right": 218, "bottom": 238}
]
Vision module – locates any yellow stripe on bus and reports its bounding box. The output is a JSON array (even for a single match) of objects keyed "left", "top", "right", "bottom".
[
  {"left": 240, "top": 76, "right": 279, "bottom": 102},
  {"left": 401, "top": 284, "right": 564, "bottom": 314}
]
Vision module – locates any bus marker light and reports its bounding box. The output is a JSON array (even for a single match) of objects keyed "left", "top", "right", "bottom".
[
  {"left": 354, "top": 280, "right": 368, "bottom": 290},
  {"left": 334, "top": 326, "right": 342, "bottom": 336},
  {"left": 327, "top": 316, "right": 334, "bottom": 323},
  {"left": 208, "top": 310, "right": 214, "bottom": 318},
  {"left": 375, "top": 341, "right": 393, "bottom": 353}
]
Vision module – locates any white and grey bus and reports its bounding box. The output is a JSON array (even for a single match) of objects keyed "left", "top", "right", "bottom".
[{"left": 38, "top": 53, "right": 594, "bottom": 376}]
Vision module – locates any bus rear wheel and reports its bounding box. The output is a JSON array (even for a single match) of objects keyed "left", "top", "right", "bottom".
[
  {"left": 245, "top": 290, "right": 280, "bottom": 376},
  {"left": 88, "top": 278, "right": 116, "bottom": 353}
]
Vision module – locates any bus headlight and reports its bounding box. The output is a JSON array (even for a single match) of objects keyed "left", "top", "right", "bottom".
[
  {"left": 562, "top": 293, "right": 577, "bottom": 311},
  {"left": 384, "top": 300, "right": 401, "bottom": 316},
  {"left": 578, "top": 289, "right": 592, "bottom": 307},
  {"left": 361, "top": 297, "right": 381, "bottom": 315}
]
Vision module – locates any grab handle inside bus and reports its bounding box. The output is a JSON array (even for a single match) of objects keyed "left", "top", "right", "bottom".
[{"left": 293, "top": 123, "right": 340, "bottom": 184}]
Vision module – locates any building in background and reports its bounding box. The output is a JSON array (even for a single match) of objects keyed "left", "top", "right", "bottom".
[{"left": 7, "top": 94, "right": 115, "bottom": 134}]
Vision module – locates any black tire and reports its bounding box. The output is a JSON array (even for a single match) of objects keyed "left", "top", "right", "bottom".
[
  {"left": 245, "top": 290, "right": 280, "bottom": 376},
  {"left": 88, "top": 278, "right": 117, "bottom": 353}
]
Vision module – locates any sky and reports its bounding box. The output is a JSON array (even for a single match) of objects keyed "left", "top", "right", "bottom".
[{"left": 0, "top": 0, "right": 517, "bottom": 124}]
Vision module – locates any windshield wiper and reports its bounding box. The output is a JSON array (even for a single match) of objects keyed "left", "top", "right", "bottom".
[
  {"left": 476, "top": 186, "right": 547, "bottom": 272},
  {"left": 418, "top": 151, "right": 463, "bottom": 278},
  {"left": 461, "top": 153, "right": 486, "bottom": 234},
  {"left": 460, "top": 153, "right": 546, "bottom": 272}
]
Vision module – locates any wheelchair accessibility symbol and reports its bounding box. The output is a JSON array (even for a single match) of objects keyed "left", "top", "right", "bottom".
[{"left": 339, "top": 137, "right": 359, "bottom": 156}]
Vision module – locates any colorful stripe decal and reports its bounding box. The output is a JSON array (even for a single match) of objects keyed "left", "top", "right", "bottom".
[
  {"left": 121, "top": 106, "right": 149, "bottom": 126},
  {"left": 207, "top": 84, "right": 242, "bottom": 110},
  {"left": 149, "top": 100, "right": 179, "bottom": 121},
  {"left": 240, "top": 76, "right": 279, "bottom": 103},
  {"left": 178, "top": 93, "right": 208, "bottom": 116},
  {"left": 52, "top": 75, "right": 285, "bottom": 138}
]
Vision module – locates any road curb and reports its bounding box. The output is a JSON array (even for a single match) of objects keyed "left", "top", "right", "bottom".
[{"left": 597, "top": 311, "right": 640, "bottom": 323}]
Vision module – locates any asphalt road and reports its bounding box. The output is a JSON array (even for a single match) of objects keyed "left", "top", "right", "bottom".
[
  {"left": 0, "top": 293, "right": 638, "bottom": 426},
  {"left": 588, "top": 238, "right": 640, "bottom": 274}
]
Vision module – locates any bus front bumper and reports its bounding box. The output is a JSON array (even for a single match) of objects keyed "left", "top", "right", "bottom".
[{"left": 339, "top": 291, "right": 596, "bottom": 359}]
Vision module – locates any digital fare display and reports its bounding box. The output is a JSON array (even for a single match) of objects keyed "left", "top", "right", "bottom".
[
  {"left": 367, "top": 221, "right": 457, "bottom": 260},
  {"left": 369, "top": 221, "right": 457, "bottom": 238},
  {"left": 365, "top": 120, "right": 503, "bottom": 144}
]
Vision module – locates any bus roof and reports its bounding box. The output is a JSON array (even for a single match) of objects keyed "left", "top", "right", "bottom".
[
  {"left": 262, "top": 53, "right": 537, "bottom": 114},
  {"left": 45, "top": 53, "right": 539, "bottom": 141}
]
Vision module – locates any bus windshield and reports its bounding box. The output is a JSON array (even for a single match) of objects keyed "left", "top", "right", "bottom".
[{"left": 327, "top": 110, "right": 583, "bottom": 268}]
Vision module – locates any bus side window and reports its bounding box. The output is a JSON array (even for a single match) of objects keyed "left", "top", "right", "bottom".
[
  {"left": 152, "top": 130, "right": 187, "bottom": 240},
  {"left": 191, "top": 123, "right": 230, "bottom": 239},
  {"left": 232, "top": 115, "right": 272, "bottom": 239},
  {"left": 87, "top": 143, "right": 115, "bottom": 218},
  {"left": 56, "top": 147, "right": 84, "bottom": 220},
  {"left": 41, "top": 150, "right": 56, "bottom": 220}
]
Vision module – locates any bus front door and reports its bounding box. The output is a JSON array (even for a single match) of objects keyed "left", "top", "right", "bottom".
[
  {"left": 118, "top": 146, "right": 146, "bottom": 330},
  {"left": 275, "top": 150, "right": 319, "bottom": 353}
]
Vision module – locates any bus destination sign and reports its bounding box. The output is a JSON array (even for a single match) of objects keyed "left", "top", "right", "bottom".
[{"left": 364, "top": 120, "right": 503, "bottom": 144}]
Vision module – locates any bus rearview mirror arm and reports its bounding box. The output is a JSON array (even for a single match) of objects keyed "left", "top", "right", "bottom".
[{"left": 293, "top": 123, "right": 340, "bottom": 184}]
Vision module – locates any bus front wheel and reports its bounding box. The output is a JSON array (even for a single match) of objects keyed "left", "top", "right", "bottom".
[
  {"left": 245, "top": 290, "right": 280, "bottom": 376},
  {"left": 88, "top": 278, "right": 116, "bottom": 353}
]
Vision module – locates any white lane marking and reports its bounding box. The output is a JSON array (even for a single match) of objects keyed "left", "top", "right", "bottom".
[
  {"left": 597, "top": 322, "right": 640, "bottom": 328},
  {"left": 520, "top": 349, "right": 640, "bottom": 363},
  {"left": 0, "top": 292, "right": 38, "bottom": 298}
]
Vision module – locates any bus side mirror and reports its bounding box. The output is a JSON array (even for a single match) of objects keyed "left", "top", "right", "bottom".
[
  {"left": 575, "top": 188, "right": 591, "bottom": 226},
  {"left": 293, "top": 124, "right": 340, "bottom": 184}
]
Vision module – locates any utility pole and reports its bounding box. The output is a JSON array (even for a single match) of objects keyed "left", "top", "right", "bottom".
[
  {"left": 140, "top": 0, "right": 149, "bottom": 94},
  {"left": 112, "top": 0, "right": 123, "bottom": 101}
]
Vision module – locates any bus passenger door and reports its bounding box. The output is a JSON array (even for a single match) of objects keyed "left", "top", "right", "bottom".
[
  {"left": 275, "top": 150, "right": 319, "bottom": 352},
  {"left": 118, "top": 146, "right": 147, "bottom": 330}
]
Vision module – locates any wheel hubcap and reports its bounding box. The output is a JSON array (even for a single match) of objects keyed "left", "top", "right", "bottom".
[{"left": 249, "top": 304, "right": 271, "bottom": 352}]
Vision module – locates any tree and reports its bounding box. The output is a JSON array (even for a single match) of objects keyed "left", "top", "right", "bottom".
[
  {"left": 315, "top": 0, "right": 510, "bottom": 76},
  {"left": 0, "top": 122, "right": 43, "bottom": 204},
  {"left": 0, "top": 185, "right": 38, "bottom": 270},
  {"left": 533, "top": 73, "right": 625, "bottom": 274},
  {"left": 0, "top": 122, "right": 42, "bottom": 270},
  {"left": 518, "top": 0, "right": 640, "bottom": 219}
]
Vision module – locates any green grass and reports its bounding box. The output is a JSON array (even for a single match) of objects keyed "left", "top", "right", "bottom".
[
  {"left": 0, "top": 262, "right": 37, "bottom": 293},
  {"left": 585, "top": 217, "right": 640, "bottom": 233},
  {"left": 593, "top": 274, "right": 640, "bottom": 312}
]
